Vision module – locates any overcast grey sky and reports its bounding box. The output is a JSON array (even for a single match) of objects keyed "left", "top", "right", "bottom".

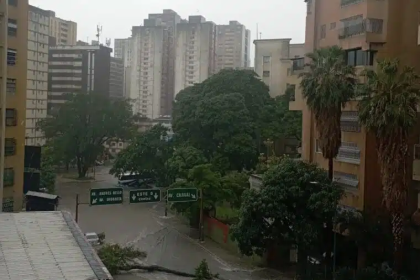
[{"left": 29, "top": 0, "right": 306, "bottom": 60}]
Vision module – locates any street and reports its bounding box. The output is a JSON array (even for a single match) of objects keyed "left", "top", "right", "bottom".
[{"left": 56, "top": 167, "right": 288, "bottom": 280}]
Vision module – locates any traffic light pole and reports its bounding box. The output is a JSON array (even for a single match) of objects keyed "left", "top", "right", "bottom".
[{"left": 0, "top": 0, "right": 9, "bottom": 212}]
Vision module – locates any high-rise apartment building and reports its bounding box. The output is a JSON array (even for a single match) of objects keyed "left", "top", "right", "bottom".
[
  {"left": 48, "top": 44, "right": 112, "bottom": 114},
  {"left": 1, "top": 0, "right": 29, "bottom": 211},
  {"left": 114, "top": 38, "right": 132, "bottom": 98},
  {"left": 215, "top": 21, "right": 250, "bottom": 71},
  {"left": 47, "top": 11, "right": 77, "bottom": 45},
  {"left": 292, "top": 0, "right": 420, "bottom": 212},
  {"left": 129, "top": 20, "right": 165, "bottom": 119},
  {"left": 114, "top": 38, "right": 131, "bottom": 61},
  {"left": 254, "top": 39, "right": 304, "bottom": 97},
  {"left": 174, "top": 16, "right": 216, "bottom": 98},
  {"left": 109, "top": 57, "right": 124, "bottom": 99},
  {"left": 148, "top": 9, "right": 181, "bottom": 115},
  {"left": 26, "top": 5, "right": 51, "bottom": 146}
]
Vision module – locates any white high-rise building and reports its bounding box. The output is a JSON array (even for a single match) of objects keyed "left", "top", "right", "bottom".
[
  {"left": 215, "top": 21, "right": 251, "bottom": 71},
  {"left": 130, "top": 19, "right": 165, "bottom": 119},
  {"left": 26, "top": 5, "right": 51, "bottom": 146},
  {"left": 114, "top": 38, "right": 132, "bottom": 98},
  {"left": 174, "top": 16, "right": 216, "bottom": 98}
]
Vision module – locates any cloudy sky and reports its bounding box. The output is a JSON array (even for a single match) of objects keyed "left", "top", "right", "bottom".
[{"left": 29, "top": 0, "right": 306, "bottom": 61}]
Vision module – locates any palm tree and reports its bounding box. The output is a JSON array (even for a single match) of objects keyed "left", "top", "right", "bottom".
[
  {"left": 300, "top": 46, "right": 357, "bottom": 279},
  {"left": 357, "top": 59, "right": 420, "bottom": 270}
]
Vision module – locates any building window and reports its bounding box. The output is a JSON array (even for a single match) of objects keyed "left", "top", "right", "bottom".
[
  {"left": 5, "top": 109, "right": 17, "bottom": 126},
  {"left": 263, "top": 56, "right": 271, "bottom": 63},
  {"left": 337, "top": 141, "right": 361, "bottom": 164},
  {"left": 334, "top": 171, "right": 359, "bottom": 189},
  {"left": 4, "top": 168, "right": 14, "bottom": 187},
  {"left": 315, "top": 139, "right": 322, "bottom": 153},
  {"left": 345, "top": 48, "right": 376, "bottom": 66},
  {"left": 8, "top": 19, "right": 17, "bottom": 36},
  {"left": 340, "top": 111, "right": 361, "bottom": 132},
  {"left": 6, "top": 79, "right": 16, "bottom": 95},
  {"left": 330, "top": 22, "right": 336, "bottom": 30},
  {"left": 263, "top": 71, "right": 270, "bottom": 77},
  {"left": 8, "top": 0, "right": 17, "bottom": 6},
  {"left": 287, "top": 84, "right": 296, "bottom": 101},
  {"left": 320, "top": 24, "right": 326, "bottom": 39},
  {"left": 7, "top": 49, "right": 17, "bottom": 65},
  {"left": 341, "top": 0, "right": 363, "bottom": 6},
  {"left": 4, "top": 138, "right": 16, "bottom": 156}
]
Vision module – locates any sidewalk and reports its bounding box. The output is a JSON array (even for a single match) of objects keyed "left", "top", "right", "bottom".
[{"left": 159, "top": 208, "right": 295, "bottom": 280}]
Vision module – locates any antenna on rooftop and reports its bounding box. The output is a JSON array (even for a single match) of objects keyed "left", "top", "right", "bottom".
[{"left": 96, "top": 25, "right": 102, "bottom": 44}]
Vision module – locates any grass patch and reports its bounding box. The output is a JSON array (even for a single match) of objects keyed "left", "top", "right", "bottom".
[{"left": 215, "top": 205, "right": 239, "bottom": 224}]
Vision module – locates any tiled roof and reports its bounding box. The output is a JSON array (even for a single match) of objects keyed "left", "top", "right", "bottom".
[{"left": 0, "top": 211, "right": 112, "bottom": 280}]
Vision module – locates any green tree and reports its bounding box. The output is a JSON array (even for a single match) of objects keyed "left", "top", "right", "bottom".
[
  {"left": 357, "top": 59, "right": 420, "bottom": 270},
  {"left": 111, "top": 124, "right": 174, "bottom": 187},
  {"left": 39, "top": 93, "right": 135, "bottom": 178},
  {"left": 172, "top": 69, "right": 271, "bottom": 171},
  {"left": 220, "top": 171, "right": 249, "bottom": 209},
  {"left": 168, "top": 145, "right": 207, "bottom": 179},
  {"left": 97, "top": 244, "right": 147, "bottom": 275},
  {"left": 40, "top": 146, "right": 57, "bottom": 194},
  {"left": 299, "top": 46, "right": 357, "bottom": 278},
  {"left": 193, "top": 259, "right": 214, "bottom": 280},
  {"left": 231, "top": 158, "right": 343, "bottom": 278},
  {"left": 261, "top": 86, "right": 302, "bottom": 141}
]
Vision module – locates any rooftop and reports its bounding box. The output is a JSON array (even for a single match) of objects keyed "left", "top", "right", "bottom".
[{"left": 0, "top": 211, "right": 112, "bottom": 280}]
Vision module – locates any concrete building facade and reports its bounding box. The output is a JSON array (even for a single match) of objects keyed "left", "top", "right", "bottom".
[
  {"left": 129, "top": 21, "right": 165, "bottom": 119},
  {"left": 174, "top": 16, "right": 216, "bottom": 98},
  {"left": 109, "top": 57, "right": 124, "bottom": 99},
  {"left": 215, "top": 21, "right": 251, "bottom": 71},
  {"left": 47, "top": 11, "right": 77, "bottom": 45},
  {"left": 1, "top": 0, "right": 29, "bottom": 211},
  {"left": 254, "top": 39, "right": 305, "bottom": 98},
  {"left": 148, "top": 9, "right": 182, "bottom": 115},
  {"left": 26, "top": 5, "right": 51, "bottom": 146},
  {"left": 48, "top": 44, "right": 112, "bottom": 114},
  {"left": 294, "top": 0, "right": 420, "bottom": 212}
]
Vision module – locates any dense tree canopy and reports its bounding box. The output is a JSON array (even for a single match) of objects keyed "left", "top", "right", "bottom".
[
  {"left": 39, "top": 93, "right": 136, "bottom": 178},
  {"left": 172, "top": 69, "right": 271, "bottom": 171},
  {"left": 231, "top": 158, "right": 342, "bottom": 277},
  {"left": 111, "top": 124, "right": 174, "bottom": 187},
  {"left": 40, "top": 145, "right": 57, "bottom": 194}
]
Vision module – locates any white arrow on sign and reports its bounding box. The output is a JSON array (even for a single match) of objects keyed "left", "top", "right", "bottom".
[
  {"left": 92, "top": 198, "right": 97, "bottom": 204},
  {"left": 154, "top": 193, "right": 158, "bottom": 200},
  {"left": 191, "top": 194, "right": 196, "bottom": 199},
  {"left": 132, "top": 194, "right": 137, "bottom": 201}
]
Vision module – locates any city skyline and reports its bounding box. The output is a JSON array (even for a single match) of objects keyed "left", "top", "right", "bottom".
[{"left": 28, "top": 0, "right": 307, "bottom": 63}]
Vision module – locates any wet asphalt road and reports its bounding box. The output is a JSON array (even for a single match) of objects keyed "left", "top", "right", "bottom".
[{"left": 56, "top": 167, "right": 286, "bottom": 280}]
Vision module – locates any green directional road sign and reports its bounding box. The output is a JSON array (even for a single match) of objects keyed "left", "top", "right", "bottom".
[
  {"left": 90, "top": 187, "right": 123, "bottom": 206},
  {"left": 129, "top": 189, "right": 161, "bottom": 203},
  {"left": 167, "top": 188, "right": 198, "bottom": 202}
]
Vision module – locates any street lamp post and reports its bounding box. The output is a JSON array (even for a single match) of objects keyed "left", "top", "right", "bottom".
[{"left": 0, "top": 1, "right": 9, "bottom": 212}]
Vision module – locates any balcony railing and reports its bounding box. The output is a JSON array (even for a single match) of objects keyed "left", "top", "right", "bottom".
[
  {"left": 292, "top": 58, "right": 305, "bottom": 71},
  {"left": 340, "top": 0, "right": 363, "bottom": 6},
  {"left": 338, "top": 18, "right": 383, "bottom": 39}
]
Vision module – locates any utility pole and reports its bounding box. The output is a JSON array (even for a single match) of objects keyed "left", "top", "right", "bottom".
[{"left": 0, "top": 1, "right": 9, "bottom": 212}]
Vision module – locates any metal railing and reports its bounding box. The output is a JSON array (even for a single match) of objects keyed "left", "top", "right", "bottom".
[{"left": 338, "top": 18, "right": 383, "bottom": 39}]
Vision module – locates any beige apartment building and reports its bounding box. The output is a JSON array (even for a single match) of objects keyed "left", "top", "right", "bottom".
[
  {"left": 254, "top": 39, "right": 304, "bottom": 97},
  {"left": 174, "top": 16, "right": 216, "bottom": 98},
  {"left": 129, "top": 21, "right": 165, "bottom": 119},
  {"left": 1, "top": 0, "right": 29, "bottom": 211},
  {"left": 47, "top": 11, "right": 77, "bottom": 45},
  {"left": 215, "top": 21, "right": 250, "bottom": 71},
  {"left": 26, "top": 5, "right": 51, "bottom": 146},
  {"left": 291, "top": 0, "right": 420, "bottom": 213}
]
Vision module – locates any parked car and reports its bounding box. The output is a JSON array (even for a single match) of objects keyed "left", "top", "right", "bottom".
[{"left": 85, "top": 232, "right": 99, "bottom": 246}]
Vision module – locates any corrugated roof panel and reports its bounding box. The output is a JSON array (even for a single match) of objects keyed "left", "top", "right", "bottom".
[{"left": 0, "top": 211, "right": 112, "bottom": 280}]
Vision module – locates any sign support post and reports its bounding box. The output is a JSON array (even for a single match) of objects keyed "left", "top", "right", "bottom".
[{"left": 199, "top": 188, "right": 204, "bottom": 242}]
